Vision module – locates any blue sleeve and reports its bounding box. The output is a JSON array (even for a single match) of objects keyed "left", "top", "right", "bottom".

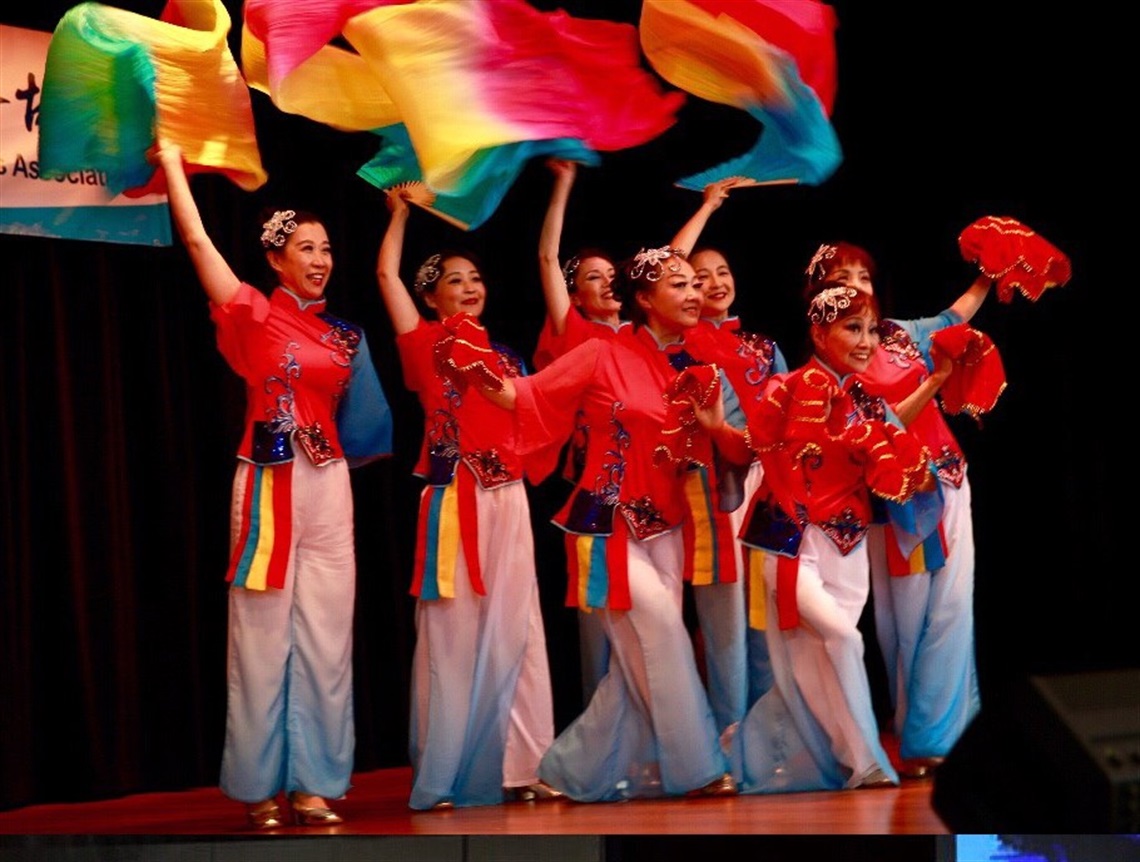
[
  {"left": 721, "top": 370, "right": 745, "bottom": 430},
  {"left": 889, "top": 309, "right": 962, "bottom": 366},
  {"left": 880, "top": 392, "right": 944, "bottom": 554},
  {"left": 772, "top": 341, "right": 790, "bottom": 375},
  {"left": 337, "top": 331, "right": 394, "bottom": 468},
  {"left": 884, "top": 402, "right": 904, "bottom": 428}
]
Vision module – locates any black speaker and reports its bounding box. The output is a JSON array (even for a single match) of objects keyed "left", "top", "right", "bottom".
[{"left": 933, "top": 668, "right": 1140, "bottom": 833}]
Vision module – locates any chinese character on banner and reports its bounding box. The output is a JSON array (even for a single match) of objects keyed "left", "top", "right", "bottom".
[{"left": 0, "top": 24, "right": 171, "bottom": 246}]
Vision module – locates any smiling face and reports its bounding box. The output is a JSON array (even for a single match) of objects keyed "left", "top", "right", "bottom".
[
  {"left": 268, "top": 221, "right": 332, "bottom": 301},
  {"left": 570, "top": 254, "right": 620, "bottom": 320},
  {"left": 690, "top": 248, "right": 735, "bottom": 319},
  {"left": 423, "top": 255, "right": 486, "bottom": 319},
  {"left": 811, "top": 303, "right": 880, "bottom": 375},
  {"left": 636, "top": 255, "right": 702, "bottom": 342}
]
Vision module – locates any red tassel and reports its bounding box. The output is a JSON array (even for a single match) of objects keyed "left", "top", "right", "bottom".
[
  {"left": 409, "top": 487, "right": 432, "bottom": 597},
  {"left": 457, "top": 467, "right": 485, "bottom": 596},
  {"left": 776, "top": 553, "right": 800, "bottom": 630},
  {"left": 225, "top": 462, "right": 255, "bottom": 584},
  {"left": 265, "top": 462, "right": 293, "bottom": 589},
  {"left": 606, "top": 518, "right": 632, "bottom": 611},
  {"left": 563, "top": 531, "right": 580, "bottom": 608}
]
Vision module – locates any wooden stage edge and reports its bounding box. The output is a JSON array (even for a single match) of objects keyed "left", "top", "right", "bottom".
[{"left": 0, "top": 765, "right": 950, "bottom": 837}]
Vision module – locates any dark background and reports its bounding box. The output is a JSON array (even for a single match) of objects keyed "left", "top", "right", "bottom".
[{"left": 2, "top": 0, "right": 1131, "bottom": 813}]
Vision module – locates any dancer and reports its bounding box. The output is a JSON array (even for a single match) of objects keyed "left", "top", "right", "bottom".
[
  {"left": 705, "top": 283, "right": 933, "bottom": 792},
  {"left": 465, "top": 245, "right": 740, "bottom": 801},
  {"left": 670, "top": 178, "right": 788, "bottom": 730},
  {"left": 533, "top": 158, "right": 629, "bottom": 370},
  {"left": 376, "top": 190, "right": 558, "bottom": 810},
  {"left": 155, "top": 144, "right": 393, "bottom": 828},
  {"left": 804, "top": 240, "right": 994, "bottom": 776},
  {"left": 533, "top": 158, "right": 632, "bottom": 709}
]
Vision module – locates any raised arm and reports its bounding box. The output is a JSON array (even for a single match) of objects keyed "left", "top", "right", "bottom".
[
  {"left": 375, "top": 190, "right": 423, "bottom": 336},
  {"left": 670, "top": 177, "right": 740, "bottom": 257},
  {"left": 538, "top": 158, "right": 577, "bottom": 334},
  {"left": 947, "top": 273, "right": 994, "bottom": 323},
  {"left": 155, "top": 143, "right": 240, "bottom": 306}
]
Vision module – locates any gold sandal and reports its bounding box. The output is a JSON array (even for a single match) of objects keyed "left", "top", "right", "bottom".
[
  {"left": 686, "top": 773, "right": 738, "bottom": 798},
  {"left": 246, "top": 799, "right": 286, "bottom": 829},
  {"left": 288, "top": 791, "right": 344, "bottom": 826},
  {"left": 503, "top": 781, "right": 565, "bottom": 802}
]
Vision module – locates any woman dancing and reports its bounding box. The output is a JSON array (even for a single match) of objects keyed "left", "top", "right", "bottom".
[
  {"left": 156, "top": 144, "right": 392, "bottom": 828},
  {"left": 707, "top": 282, "right": 933, "bottom": 792},
  {"left": 804, "top": 240, "right": 994, "bottom": 777},
  {"left": 464, "top": 245, "right": 740, "bottom": 801},
  {"left": 375, "top": 190, "right": 559, "bottom": 810}
]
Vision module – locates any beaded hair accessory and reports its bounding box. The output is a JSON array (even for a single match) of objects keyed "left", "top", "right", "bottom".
[
  {"left": 808, "top": 286, "right": 858, "bottom": 324},
  {"left": 260, "top": 210, "right": 298, "bottom": 249},
  {"left": 413, "top": 254, "right": 443, "bottom": 296},
  {"left": 561, "top": 255, "right": 581, "bottom": 290},
  {"left": 805, "top": 243, "right": 837, "bottom": 282},
  {"left": 629, "top": 246, "right": 685, "bottom": 281}
]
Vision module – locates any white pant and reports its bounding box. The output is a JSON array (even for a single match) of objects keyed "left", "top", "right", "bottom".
[
  {"left": 220, "top": 453, "right": 356, "bottom": 802},
  {"left": 409, "top": 480, "right": 554, "bottom": 809},
  {"left": 769, "top": 526, "right": 893, "bottom": 783},
  {"left": 538, "top": 531, "right": 727, "bottom": 800}
]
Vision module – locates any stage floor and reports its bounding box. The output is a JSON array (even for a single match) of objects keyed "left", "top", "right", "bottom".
[{"left": 0, "top": 764, "right": 948, "bottom": 837}]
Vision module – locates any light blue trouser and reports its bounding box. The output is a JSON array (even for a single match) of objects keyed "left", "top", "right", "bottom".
[{"left": 869, "top": 476, "right": 980, "bottom": 759}]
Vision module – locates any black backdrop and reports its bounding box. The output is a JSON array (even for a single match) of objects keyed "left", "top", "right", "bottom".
[{"left": 1, "top": 0, "right": 1132, "bottom": 812}]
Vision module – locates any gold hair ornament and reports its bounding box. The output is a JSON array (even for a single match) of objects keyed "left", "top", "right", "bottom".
[
  {"left": 414, "top": 254, "right": 442, "bottom": 296},
  {"left": 808, "top": 286, "right": 858, "bottom": 325},
  {"left": 260, "top": 210, "right": 298, "bottom": 249},
  {"left": 805, "top": 243, "right": 837, "bottom": 281},
  {"left": 629, "top": 246, "right": 685, "bottom": 282}
]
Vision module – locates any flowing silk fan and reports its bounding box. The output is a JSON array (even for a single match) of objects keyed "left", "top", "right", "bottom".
[
  {"left": 681, "top": 0, "right": 839, "bottom": 113},
  {"left": 243, "top": 0, "right": 681, "bottom": 230},
  {"left": 240, "top": 0, "right": 409, "bottom": 136},
  {"left": 704, "top": 176, "right": 795, "bottom": 189},
  {"left": 640, "top": 0, "right": 842, "bottom": 189},
  {"left": 240, "top": 7, "right": 401, "bottom": 134},
  {"left": 387, "top": 181, "right": 470, "bottom": 232},
  {"left": 241, "top": 0, "right": 381, "bottom": 96},
  {"left": 358, "top": 122, "right": 599, "bottom": 232},
  {"left": 39, "top": 0, "right": 266, "bottom": 196},
  {"left": 958, "top": 215, "right": 1073, "bottom": 303}
]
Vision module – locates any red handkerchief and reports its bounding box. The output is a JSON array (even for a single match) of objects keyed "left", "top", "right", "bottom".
[
  {"left": 846, "top": 421, "right": 931, "bottom": 504},
  {"left": 435, "top": 313, "right": 504, "bottom": 393},
  {"left": 654, "top": 365, "right": 720, "bottom": 467},
  {"left": 930, "top": 323, "right": 1007, "bottom": 418},
  {"left": 958, "top": 215, "right": 1072, "bottom": 303}
]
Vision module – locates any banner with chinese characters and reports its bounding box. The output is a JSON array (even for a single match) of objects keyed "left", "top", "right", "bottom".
[{"left": 0, "top": 24, "right": 171, "bottom": 246}]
